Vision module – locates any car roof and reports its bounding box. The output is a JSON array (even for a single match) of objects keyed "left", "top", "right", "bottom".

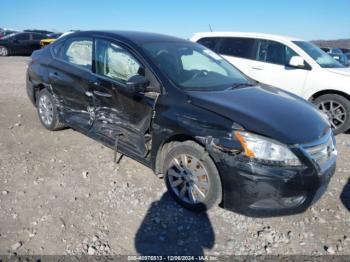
[
  {"left": 192, "top": 32, "right": 304, "bottom": 42},
  {"left": 72, "top": 30, "right": 188, "bottom": 44}
]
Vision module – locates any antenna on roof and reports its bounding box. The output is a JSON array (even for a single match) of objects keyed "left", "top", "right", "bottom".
[{"left": 209, "top": 24, "right": 213, "bottom": 32}]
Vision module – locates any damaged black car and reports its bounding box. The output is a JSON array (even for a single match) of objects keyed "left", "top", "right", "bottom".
[{"left": 26, "top": 31, "right": 337, "bottom": 217}]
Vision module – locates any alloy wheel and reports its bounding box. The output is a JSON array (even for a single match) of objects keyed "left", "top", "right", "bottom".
[
  {"left": 318, "top": 100, "right": 347, "bottom": 130},
  {"left": 38, "top": 94, "right": 54, "bottom": 126},
  {"left": 167, "top": 154, "right": 210, "bottom": 204}
]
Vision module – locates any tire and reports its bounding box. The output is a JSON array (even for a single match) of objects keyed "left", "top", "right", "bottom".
[
  {"left": 0, "top": 46, "right": 8, "bottom": 56},
  {"left": 162, "top": 141, "right": 222, "bottom": 212},
  {"left": 36, "top": 89, "right": 65, "bottom": 131},
  {"left": 314, "top": 94, "right": 350, "bottom": 135}
]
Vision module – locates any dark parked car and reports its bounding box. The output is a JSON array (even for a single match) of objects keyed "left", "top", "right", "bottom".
[
  {"left": 0, "top": 32, "right": 47, "bottom": 56},
  {"left": 0, "top": 29, "right": 18, "bottom": 39},
  {"left": 26, "top": 31, "right": 337, "bottom": 217},
  {"left": 24, "top": 29, "right": 54, "bottom": 36}
]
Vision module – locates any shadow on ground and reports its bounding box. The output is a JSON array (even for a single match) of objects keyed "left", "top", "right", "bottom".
[
  {"left": 340, "top": 178, "right": 350, "bottom": 211},
  {"left": 135, "top": 192, "right": 215, "bottom": 256}
]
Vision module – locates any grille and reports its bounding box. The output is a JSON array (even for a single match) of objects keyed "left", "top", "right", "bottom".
[{"left": 304, "top": 135, "right": 335, "bottom": 165}]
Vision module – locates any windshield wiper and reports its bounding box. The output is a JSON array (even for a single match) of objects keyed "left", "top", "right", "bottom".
[{"left": 227, "top": 82, "right": 255, "bottom": 90}]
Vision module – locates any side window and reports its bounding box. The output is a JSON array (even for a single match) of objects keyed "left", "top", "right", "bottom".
[
  {"left": 256, "top": 40, "right": 298, "bottom": 65},
  {"left": 285, "top": 45, "right": 298, "bottom": 64},
  {"left": 197, "top": 37, "right": 221, "bottom": 51},
  {"left": 15, "top": 33, "right": 30, "bottom": 41},
  {"left": 62, "top": 38, "right": 93, "bottom": 70},
  {"left": 32, "top": 33, "right": 44, "bottom": 40},
  {"left": 218, "top": 37, "right": 256, "bottom": 59},
  {"left": 95, "top": 39, "right": 142, "bottom": 83}
]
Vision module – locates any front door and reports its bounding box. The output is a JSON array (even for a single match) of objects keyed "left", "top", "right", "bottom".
[
  {"left": 90, "top": 38, "right": 157, "bottom": 157},
  {"left": 91, "top": 39, "right": 156, "bottom": 157},
  {"left": 48, "top": 37, "right": 94, "bottom": 129},
  {"left": 249, "top": 39, "right": 309, "bottom": 95},
  {"left": 29, "top": 33, "right": 44, "bottom": 55}
]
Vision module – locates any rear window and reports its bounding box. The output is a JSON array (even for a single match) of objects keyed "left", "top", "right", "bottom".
[
  {"left": 51, "top": 40, "right": 65, "bottom": 56},
  {"left": 61, "top": 37, "right": 93, "bottom": 70},
  {"left": 218, "top": 37, "right": 256, "bottom": 59},
  {"left": 197, "top": 37, "right": 221, "bottom": 51}
]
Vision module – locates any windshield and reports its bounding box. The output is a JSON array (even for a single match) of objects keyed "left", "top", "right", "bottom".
[
  {"left": 2, "top": 33, "right": 17, "bottom": 39},
  {"left": 142, "top": 41, "right": 251, "bottom": 91},
  {"left": 293, "top": 41, "right": 345, "bottom": 68}
]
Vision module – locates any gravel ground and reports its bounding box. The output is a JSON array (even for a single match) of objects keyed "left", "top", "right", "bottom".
[{"left": 0, "top": 56, "right": 349, "bottom": 256}]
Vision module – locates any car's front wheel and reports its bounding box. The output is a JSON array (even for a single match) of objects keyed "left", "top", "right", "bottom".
[
  {"left": 314, "top": 94, "right": 350, "bottom": 135},
  {"left": 163, "top": 141, "right": 222, "bottom": 212},
  {"left": 0, "top": 46, "right": 9, "bottom": 56},
  {"left": 36, "top": 89, "right": 65, "bottom": 131}
]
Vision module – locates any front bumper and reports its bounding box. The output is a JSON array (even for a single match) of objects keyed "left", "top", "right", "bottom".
[{"left": 213, "top": 138, "right": 336, "bottom": 217}]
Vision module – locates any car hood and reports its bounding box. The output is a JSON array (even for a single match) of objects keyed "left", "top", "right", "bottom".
[
  {"left": 187, "top": 85, "right": 330, "bottom": 145},
  {"left": 327, "top": 67, "right": 350, "bottom": 77}
]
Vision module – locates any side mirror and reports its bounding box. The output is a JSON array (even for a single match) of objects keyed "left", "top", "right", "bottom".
[
  {"left": 288, "top": 56, "right": 305, "bottom": 68},
  {"left": 126, "top": 75, "right": 149, "bottom": 93}
]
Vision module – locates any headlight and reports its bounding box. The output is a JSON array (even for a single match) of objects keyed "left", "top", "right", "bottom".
[{"left": 234, "top": 131, "right": 302, "bottom": 166}]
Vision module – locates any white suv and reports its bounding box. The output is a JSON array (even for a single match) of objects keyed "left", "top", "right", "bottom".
[{"left": 191, "top": 32, "right": 350, "bottom": 134}]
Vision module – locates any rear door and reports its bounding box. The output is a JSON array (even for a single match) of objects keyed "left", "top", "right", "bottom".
[
  {"left": 216, "top": 37, "right": 257, "bottom": 76},
  {"left": 249, "top": 39, "right": 309, "bottom": 95},
  {"left": 48, "top": 37, "right": 94, "bottom": 129},
  {"left": 12, "top": 33, "right": 31, "bottom": 54},
  {"left": 90, "top": 38, "right": 157, "bottom": 157}
]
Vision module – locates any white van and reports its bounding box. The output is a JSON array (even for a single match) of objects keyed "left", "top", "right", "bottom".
[{"left": 191, "top": 32, "right": 350, "bottom": 134}]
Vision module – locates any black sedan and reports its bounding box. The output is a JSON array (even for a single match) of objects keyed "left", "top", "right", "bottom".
[
  {"left": 0, "top": 29, "right": 18, "bottom": 39},
  {"left": 0, "top": 32, "right": 46, "bottom": 56},
  {"left": 26, "top": 31, "right": 337, "bottom": 216}
]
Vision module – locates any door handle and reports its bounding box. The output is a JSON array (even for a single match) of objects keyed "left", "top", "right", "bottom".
[
  {"left": 93, "top": 90, "right": 112, "bottom": 98},
  {"left": 89, "top": 80, "right": 101, "bottom": 86},
  {"left": 251, "top": 66, "right": 263, "bottom": 71}
]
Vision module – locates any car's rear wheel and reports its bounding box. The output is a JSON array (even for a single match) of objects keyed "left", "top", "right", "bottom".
[
  {"left": 36, "top": 89, "right": 65, "bottom": 131},
  {"left": 0, "top": 46, "right": 8, "bottom": 56},
  {"left": 163, "top": 141, "right": 222, "bottom": 212},
  {"left": 314, "top": 94, "right": 350, "bottom": 135}
]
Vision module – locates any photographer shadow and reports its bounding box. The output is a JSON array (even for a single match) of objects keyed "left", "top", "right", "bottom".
[
  {"left": 134, "top": 192, "right": 215, "bottom": 256},
  {"left": 340, "top": 178, "right": 350, "bottom": 211}
]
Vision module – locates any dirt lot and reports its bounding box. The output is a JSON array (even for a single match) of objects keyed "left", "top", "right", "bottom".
[{"left": 0, "top": 56, "right": 349, "bottom": 256}]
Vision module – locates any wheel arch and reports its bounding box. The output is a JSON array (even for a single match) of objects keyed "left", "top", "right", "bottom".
[
  {"left": 309, "top": 89, "right": 350, "bottom": 102},
  {"left": 154, "top": 133, "right": 224, "bottom": 207},
  {"left": 33, "top": 83, "right": 47, "bottom": 104},
  {"left": 154, "top": 133, "right": 199, "bottom": 176},
  {"left": 309, "top": 89, "right": 350, "bottom": 134}
]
